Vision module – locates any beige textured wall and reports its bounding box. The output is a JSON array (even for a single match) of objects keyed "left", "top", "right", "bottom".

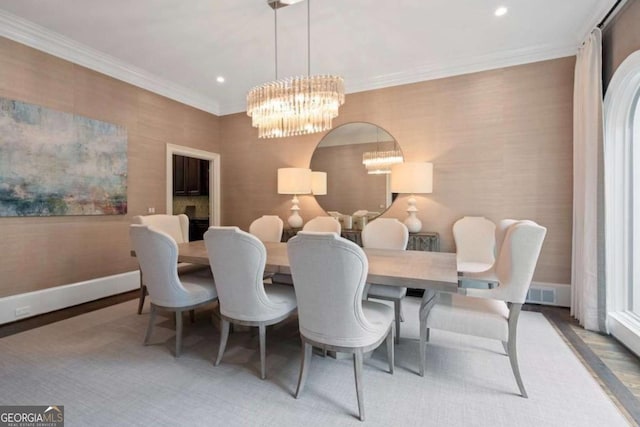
[
  {"left": 220, "top": 57, "right": 575, "bottom": 284},
  {"left": 0, "top": 38, "right": 221, "bottom": 297},
  {"left": 603, "top": 0, "right": 640, "bottom": 88}
]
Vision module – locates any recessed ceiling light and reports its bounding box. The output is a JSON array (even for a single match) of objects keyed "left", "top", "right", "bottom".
[
  {"left": 216, "top": 76, "right": 225, "bottom": 83},
  {"left": 495, "top": 6, "right": 508, "bottom": 17}
]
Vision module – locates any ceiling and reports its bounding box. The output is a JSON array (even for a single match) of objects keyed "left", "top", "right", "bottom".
[{"left": 0, "top": 0, "right": 615, "bottom": 116}]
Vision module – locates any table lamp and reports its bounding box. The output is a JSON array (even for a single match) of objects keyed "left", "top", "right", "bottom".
[
  {"left": 390, "top": 162, "right": 433, "bottom": 233},
  {"left": 278, "top": 167, "right": 311, "bottom": 228},
  {"left": 311, "top": 171, "right": 327, "bottom": 196}
]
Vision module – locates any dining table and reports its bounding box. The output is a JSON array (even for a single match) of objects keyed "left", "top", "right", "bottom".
[{"left": 177, "top": 240, "right": 460, "bottom": 374}]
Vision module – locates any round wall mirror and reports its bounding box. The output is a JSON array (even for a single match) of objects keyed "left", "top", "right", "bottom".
[{"left": 309, "top": 122, "right": 403, "bottom": 217}]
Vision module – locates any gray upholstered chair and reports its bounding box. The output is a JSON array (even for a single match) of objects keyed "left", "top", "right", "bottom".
[
  {"left": 249, "top": 215, "right": 284, "bottom": 243},
  {"left": 302, "top": 216, "right": 341, "bottom": 233},
  {"left": 421, "top": 220, "right": 546, "bottom": 397},
  {"left": 129, "top": 224, "right": 218, "bottom": 357},
  {"left": 452, "top": 216, "right": 496, "bottom": 274},
  {"left": 204, "top": 226, "right": 297, "bottom": 380},
  {"left": 288, "top": 231, "right": 394, "bottom": 421},
  {"left": 132, "top": 214, "right": 209, "bottom": 314},
  {"left": 361, "top": 218, "right": 409, "bottom": 344}
]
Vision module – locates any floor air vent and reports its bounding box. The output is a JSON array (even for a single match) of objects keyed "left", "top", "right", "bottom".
[{"left": 526, "top": 287, "right": 557, "bottom": 305}]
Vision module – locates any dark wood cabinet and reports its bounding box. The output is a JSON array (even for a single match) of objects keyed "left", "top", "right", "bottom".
[{"left": 173, "top": 155, "right": 209, "bottom": 196}]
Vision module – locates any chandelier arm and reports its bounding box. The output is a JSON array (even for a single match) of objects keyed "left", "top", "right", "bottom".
[
  {"left": 274, "top": 4, "right": 279, "bottom": 79},
  {"left": 307, "top": 0, "right": 311, "bottom": 77}
]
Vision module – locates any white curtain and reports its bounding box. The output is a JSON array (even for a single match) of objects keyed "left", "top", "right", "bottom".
[{"left": 571, "top": 28, "right": 603, "bottom": 331}]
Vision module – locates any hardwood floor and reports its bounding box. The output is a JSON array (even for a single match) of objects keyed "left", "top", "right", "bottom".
[{"left": 1, "top": 294, "right": 639, "bottom": 424}]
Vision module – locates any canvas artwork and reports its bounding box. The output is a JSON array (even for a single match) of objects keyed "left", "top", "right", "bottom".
[{"left": 0, "top": 98, "right": 127, "bottom": 216}]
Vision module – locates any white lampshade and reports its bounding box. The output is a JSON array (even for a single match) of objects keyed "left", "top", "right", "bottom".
[
  {"left": 311, "top": 171, "right": 327, "bottom": 195},
  {"left": 277, "top": 168, "right": 311, "bottom": 195},
  {"left": 390, "top": 162, "right": 433, "bottom": 194}
]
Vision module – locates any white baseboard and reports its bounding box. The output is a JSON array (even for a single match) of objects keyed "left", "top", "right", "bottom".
[
  {"left": 527, "top": 281, "right": 571, "bottom": 307},
  {"left": 0, "top": 271, "right": 140, "bottom": 325}
]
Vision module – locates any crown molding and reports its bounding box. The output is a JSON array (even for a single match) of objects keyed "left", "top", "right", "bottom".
[
  {"left": 218, "top": 41, "right": 578, "bottom": 115},
  {"left": 0, "top": 8, "right": 579, "bottom": 118},
  {"left": 0, "top": 9, "right": 221, "bottom": 115}
]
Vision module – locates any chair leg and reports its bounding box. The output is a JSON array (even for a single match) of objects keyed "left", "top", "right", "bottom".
[
  {"left": 394, "top": 299, "right": 401, "bottom": 344},
  {"left": 137, "top": 282, "right": 146, "bottom": 315},
  {"left": 259, "top": 323, "right": 267, "bottom": 380},
  {"left": 175, "top": 311, "right": 183, "bottom": 358},
  {"left": 295, "top": 342, "right": 313, "bottom": 398},
  {"left": 143, "top": 304, "right": 156, "bottom": 345},
  {"left": 353, "top": 350, "right": 365, "bottom": 421},
  {"left": 215, "top": 319, "right": 230, "bottom": 366},
  {"left": 386, "top": 323, "right": 394, "bottom": 374},
  {"left": 508, "top": 303, "right": 527, "bottom": 398},
  {"left": 399, "top": 299, "right": 405, "bottom": 322}
]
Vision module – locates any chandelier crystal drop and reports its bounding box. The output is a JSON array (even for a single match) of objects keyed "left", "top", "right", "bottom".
[
  {"left": 247, "top": 74, "right": 345, "bottom": 139},
  {"left": 362, "top": 149, "right": 403, "bottom": 175}
]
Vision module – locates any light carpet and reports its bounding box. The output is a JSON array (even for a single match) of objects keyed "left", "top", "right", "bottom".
[{"left": 0, "top": 297, "right": 629, "bottom": 426}]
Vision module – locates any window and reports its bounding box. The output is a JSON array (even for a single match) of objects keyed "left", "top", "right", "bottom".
[{"left": 604, "top": 50, "right": 640, "bottom": 355}]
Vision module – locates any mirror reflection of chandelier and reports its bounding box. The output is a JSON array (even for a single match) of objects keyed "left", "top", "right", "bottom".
[
  {"left": 247, "top": 0, "right": 345, "bottom": 139},
  {"left": 362, "top": 128, "right": 403, "bottom": 174},
  {"left": 362, "top": 150, "right": 404, "bottom": 174}
]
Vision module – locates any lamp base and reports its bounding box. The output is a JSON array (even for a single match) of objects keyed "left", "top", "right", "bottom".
[
  {"left": 288, "top": 195, "right": 303, "bottom": 228},
  {"left": 404, "top": 195, "right": 422, "bottom": 233},
  {"left": 288, "top": 212, "right": 303, "bottom": 228},
  {"left": 404, "top": 214, "right": 422, "bottom": 233}
]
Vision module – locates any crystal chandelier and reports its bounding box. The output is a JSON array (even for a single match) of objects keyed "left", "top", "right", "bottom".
[
  {"left": 362, "top": 127, "right": 403, "bottom": 174},
  {"left": 247, "top": 0, "right": 345, "bottom": 139},
  {"left": 362, "top": 150, "right": 404, "bottom": 175}
]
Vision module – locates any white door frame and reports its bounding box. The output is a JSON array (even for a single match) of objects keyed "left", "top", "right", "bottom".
[{"left": 166, "top": 144, "right": 221, "bottom": 227}]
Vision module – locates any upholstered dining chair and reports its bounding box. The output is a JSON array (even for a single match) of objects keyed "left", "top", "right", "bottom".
[
  {"left": 452, "top": 216, "right": 496, "bottom": 274},
  {"left": 132, "top": 214, "right": 209, "bottom": 314},
  {"left": 249, "top": 215, "right": 284, "bottom": 243},
  {"left": 361, "top": 218, "right": 409, "bottom": 344},
  {"left": 302, "top": 216, "right": 341, "bottom": 233},
  {"left": 288, "top": 232, "right": 395, "bottom": 421},
  {"left": 204, "top": 226, "right": 297, "bottom": 380},
  {"left": 129, "top": 224, "right": 218, "bottom": 357},
  {"left": 421, "top": 220, "right": 546, "bottom": 398}
]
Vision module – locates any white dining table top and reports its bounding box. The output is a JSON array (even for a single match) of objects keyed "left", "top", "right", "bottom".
[{"left": 177, "top": 241, "right": 459, "bottom": 293}]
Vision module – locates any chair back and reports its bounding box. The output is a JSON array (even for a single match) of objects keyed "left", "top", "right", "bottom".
[
  {"left": 494, "top": 219, "right": 521, "bottom": 260},
  {"left": 249, "top": 215, "right": 284, "bottom": 243},
  {"left": 468, "top": 220, "right": 547, "bottom": 303},
  {"left": 129, "top": 224, "right": 193, "bottom": 307},
  {"left": 132, "top": 214, "right": 189, "bottom": 243},
  {"left": 204, "top": 226, "right": 280, "bottom": 321},
  {"left": 288, "top": 232, "right": 380, "bottom": 347},
  {"left": 361, "top": 218, "right": 408, "bottom": 250},
  {"left": 453, "top": 216, "right": 496, "bottom": 266},
  {"left": 302, "top": 216, "right": 341, "bottom": 233}
]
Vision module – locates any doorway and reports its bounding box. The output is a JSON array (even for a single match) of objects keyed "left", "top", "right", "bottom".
[{"left": 165, "top": 144, "right": 221, "bottom": 231}]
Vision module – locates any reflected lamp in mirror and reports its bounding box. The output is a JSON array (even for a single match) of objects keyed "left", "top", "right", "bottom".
[
  {"left": 278, "top": 167, "right": 311, "bottom": 228},
  {"left": 390, "top": 162, "right": 433, "bottom": 233},
  {"left": 311, "top": 171, "right": 327, "bottom": 195}
]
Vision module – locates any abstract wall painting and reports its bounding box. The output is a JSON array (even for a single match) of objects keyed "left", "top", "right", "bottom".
[{"left": 0, "top": 98, "right": 127, "bottom": 216}]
